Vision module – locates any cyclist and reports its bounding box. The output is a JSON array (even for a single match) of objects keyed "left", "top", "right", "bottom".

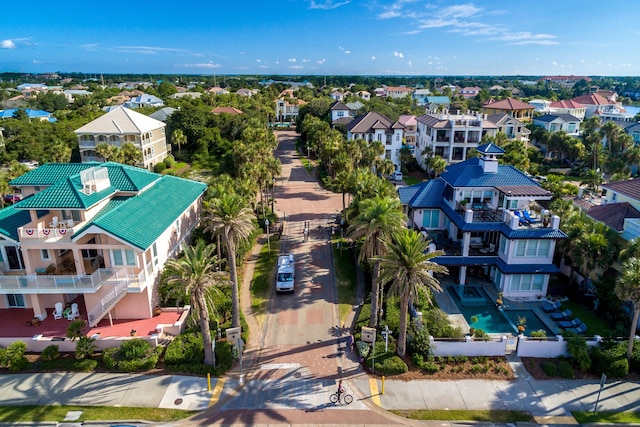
[{"left": 337, "top": 379, "right": 344, "bottom": 399}]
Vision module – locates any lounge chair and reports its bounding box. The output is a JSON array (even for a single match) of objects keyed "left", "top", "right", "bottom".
[
  {"left": 522, "top": 210, "right": 540, "bottom": 224},
  {"left": 558, "top": 317, "right": 582, "bottom": 329},
  {"left": 542, "top": 300, "right": 562, "bottom": 313},
  {"left": 550, "top": 309, "right": 572, "bottom": 321},
  {"left": 514, "top": 211, "right": 529, "bottom": 226},
  {"left": 565, "top": 323, "right": 588, "bottom": 334}
]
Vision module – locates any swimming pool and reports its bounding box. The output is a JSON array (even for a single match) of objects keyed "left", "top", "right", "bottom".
[{"left": 447, "top": 287, "right": 554, "bottom": 336}]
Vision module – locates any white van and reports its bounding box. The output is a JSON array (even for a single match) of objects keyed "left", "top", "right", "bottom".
[{"left": 276, "top": 254, "right": 295, "bottom": 294}]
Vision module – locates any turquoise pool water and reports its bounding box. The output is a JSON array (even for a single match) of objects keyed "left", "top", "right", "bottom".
[{"left": 447, "top": 287, "right": 554, "bottom": 336}]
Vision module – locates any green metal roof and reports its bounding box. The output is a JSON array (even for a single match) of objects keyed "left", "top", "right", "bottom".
[
  {"left": 13, "top": 163, "right": 161, "bottom": 210},
  {"left": 10, "top": 163, "right": 100, "bottom": 186},
  {"left": 74, "top": 175, "right": 207, "bottom": 250},
  {"left": 0, "top": 205, "right": 33, "bottom": 242}
]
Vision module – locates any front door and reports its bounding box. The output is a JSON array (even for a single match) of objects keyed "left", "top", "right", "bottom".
[{"left": 5, "top": 246, "right": 24, "bottom": 270}]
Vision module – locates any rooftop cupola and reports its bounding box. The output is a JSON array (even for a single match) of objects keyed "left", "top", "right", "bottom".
[{"left": 476, "top": 143, "right": 504, "bottom": 173}]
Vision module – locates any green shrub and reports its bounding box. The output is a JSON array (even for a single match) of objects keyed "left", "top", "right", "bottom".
[
  {"left": 631, "top": 340, "right": 640, "bottom": 372},
  {"left": 165, "top": 333, "right": 205, "bottom": 365},
  {"left": 103, "top": 339, "right": 160, "bottom": 372},
  {"left": 541, "top": 360, "right": 557, "bottom": 377},
  {"left": 421, "top": 308, "right": 463, "bottom": 338},
  {"left": 371, "top": 352, "right": 408, "bottom": 375},
  {"left": 409, "top": 319, "right": 431, "bottom": 355},
  {"left": 73, "top": 358, "right": 98, "bottom": 371},
  {"left": 0, "top": 341, "right": 29, "bottom": 372},
  {"left": 530, "top": 329, "right": 547, "bottom": 338},
  {"left": 75, "top": 336, "right": 97, "bottom": 360},
  {"left": 557, "top": 361, "right": 574, "bottom": 379},
  {"left": 607, "top": 358, "right": 629, "bottom": 378},
  {"left": 566, "top": 335, "right": 591, "bottom": 371},
  {"left": 166, "top": 340, "right": 232, "bottom": 376},
  {"left": 66, "top": 320, "right": 86, "bottom": 341},
  {"left": 356, "top": 341, "right": 370, "bottom": 359},
  {"left": 470, "top": 356, "right": 488, "bottom": 364},
  {"left": 164, "top": 156, "right": 176, "bottom": 168},
  {"left": 41, "top": 345, "right": 59, "bottom": 362},
  {"left": 154, "top": 162, "right": 167, "bottom": 173},
  {"left": 469, "top": 364, "right": 488, "bottom": 374},
  {"left": 591, "top": 342, "right": 629, "bottom": 378}
]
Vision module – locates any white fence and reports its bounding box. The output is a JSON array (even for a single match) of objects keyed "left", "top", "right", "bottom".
[{"left": 430, "top": 336, "right": 508, "bottom": 357}]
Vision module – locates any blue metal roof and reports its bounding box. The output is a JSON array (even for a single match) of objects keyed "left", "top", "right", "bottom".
[
  {"left": 398, "top": 182, "right": 425, "bottom": 205},
  {"left": 495, "top": 258, "right": 561, "bottom": 274},
  {"left": 433, "top": 255, "right": 498, "bottom": 266},
  {"left": 477, "top": 143, "right": 504, "bottom": 154},
  {"left": 410, "top": 180, "right": 445, "bottom": 207},
  {"left": 440, "top": 158, "right": 540, "bottom": 188}
]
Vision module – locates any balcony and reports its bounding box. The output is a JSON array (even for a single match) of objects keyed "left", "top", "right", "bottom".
[
  {"left": 0, "top": 268, "right": 142, "bottom": 294},
  {"left": 19, "top": 227, "right": 75, "bottom": 241}
]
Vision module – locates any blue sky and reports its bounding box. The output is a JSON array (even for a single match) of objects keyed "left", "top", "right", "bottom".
[{"left": 1, "top": 0, "right": 638, "bottom": 76}]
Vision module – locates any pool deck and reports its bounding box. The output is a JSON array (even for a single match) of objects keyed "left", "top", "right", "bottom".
[{"left": 434, "top": 277, "right": 562, "bottom": 337}]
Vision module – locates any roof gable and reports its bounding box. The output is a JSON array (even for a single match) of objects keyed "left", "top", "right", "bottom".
[
  {"left": 587, "top": 202, "right": 640, "bottom": 231},
  {"left": 74, "top": 107, "right": 165, "bottom": 134},
  {"left": 482, "top": 98, "right": 534, "bottom": 111},
  {"left": 346, "top": 112, "right": 393, "bottom": 133},
  {"left": 602, "top": 178, "right": 640, "bottom": 201},
  {"left": 440, "top": 158, "right": 540, "bottom": 188}
]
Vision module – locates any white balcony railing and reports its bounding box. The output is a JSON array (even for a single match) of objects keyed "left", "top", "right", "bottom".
[
  {"left": 19, "top": 227, "right": 74, "bottom": 241},
  {"left": 0, "top": 268, "right": 141, "bottom": 294}
]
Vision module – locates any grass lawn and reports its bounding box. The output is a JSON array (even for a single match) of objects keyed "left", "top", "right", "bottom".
[
  {"left": 574, "top": 411, "right": 640, "bottom": 424},
  {"left": 0, "top": 405, "right": 196, "bottom": 423},
  {"left": 331, "top": 236, "right": 357, "bottom": 325},
  {"left": 250, "top": 235, "right": 280, "bottom": 327},
  {"left": 562, "top": 300, "right": 615, "bottom": 336},
  {"left": 403, "top": 175, "right": 423, "bottom": 186},
  {"left": 391, "top": 409, "right": 533, "bottom": 423}
]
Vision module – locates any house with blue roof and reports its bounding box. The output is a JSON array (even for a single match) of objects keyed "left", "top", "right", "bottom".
[
  {"left": 124, "top": 93, "right": 165, "bottom": 109},
  {"left": 398, "top": 143, "right": 565, "bottom": 301},
  {"left": 0, "top": 108, "right": 56, "bottom": 123},
  {"left": 0, "top": 162, "right": 207, "bottom": 328}
]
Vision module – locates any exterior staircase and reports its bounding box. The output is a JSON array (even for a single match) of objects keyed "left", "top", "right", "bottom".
[{"left": 87, "top": 280, "right": 129, "bottom": 327}]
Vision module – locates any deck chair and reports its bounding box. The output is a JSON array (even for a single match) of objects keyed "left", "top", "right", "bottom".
[
  {"left": 558, "top": 317, "right": 582, "bottom": 329},
  {"left": 52, "top": 302, "right": 64, "bottom": 320},
  {"left": 566, "top": 323, "right": 588, "bottom": 334},
  {"left": 523, "top": 210, "right": 540, "bottom": 223},
  {"left": 514, "top": 211, "right": 529, "bottom": 226},
  {"left": 66, "top": 302, "right": 79, "bottom": 320},
  {"left": 550, "top": 309, "right": 572, "bottom": 321},
  {"left": 49, "top": 216, "right": 59, "bottom": 228},
  {"left": 542, "top": 300, "right": 562, "bottom": 312}
]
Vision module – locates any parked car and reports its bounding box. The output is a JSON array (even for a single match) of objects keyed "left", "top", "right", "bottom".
[
  {"left": 393, "top": 171, "right": 403, "bottom": 181},
  {"left": 3, "top": 194, "right": 20, "bottom": 204}
]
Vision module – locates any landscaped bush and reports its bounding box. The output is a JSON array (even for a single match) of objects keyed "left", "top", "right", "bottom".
[
  {"left": 541, "top": 360, "right": 557, "bottom": 377},
  {"left": 421, "top": 308, "right": 463, "bottom": 338},
  {"left": 164, "top": 332, "right": 232, "bottom": 376},
  {"left": 164, "top": 156, "right": 176, "bottom": 168},
  {"left": 103, "top": 339, "right": 160, "bottom": 372},
  {"left": 74, "top": 359, "right": 98, "bottom": 371},
  {"left": 75, "top": 336, "right": 97, "bottom": 360},
  {"left": 370, "top": 351, "right": 408, "bottom": 375},
  {"left": 565, "top": 334, "right": 591, "bottom": 371},
  {"left": 631, "top": 340, "right": 640, "bottom": 372},
  {"left": 41, "top": 345, "right": 59, "bottom": 362},
  {"left": 0, "top": 341, "right": 28, "bottom": 372},
  {"left": 154, "top": 162, "right": 167, "bottom": 173},
  {"left": 591, "top": 343, "right": 629, "bottom": 378},
  {"left": 557, "top": 360, "right": 574, "bottom": 379}
]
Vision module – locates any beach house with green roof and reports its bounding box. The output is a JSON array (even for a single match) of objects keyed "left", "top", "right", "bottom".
[{"left": 0, "top": 162, "right": 207, "bottom": 327}]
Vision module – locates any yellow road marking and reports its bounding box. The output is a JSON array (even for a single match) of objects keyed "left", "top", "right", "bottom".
[
  {"left": 369, "top": 378, "right": 381, "bottom": 406},
  {"left": 209, "top": 378, "right": 225, "bottom": 407}
]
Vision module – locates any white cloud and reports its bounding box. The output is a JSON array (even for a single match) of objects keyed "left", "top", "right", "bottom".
[
  {"left": 344, "top": 50, "right": 351, "bottom": 54},
  {"left": 371, "top": 56, "right": 376, "bottom": 60},
  {"left": 309, "top": 0, "right": 349, "bottom": 10},
  {"left": 440, "top": 4, "right": 481, "bottom": 18},
  {"left": 393, "top": 51, "right": 404, "bottom": 58},
  {"left": 288, "top": 58, "right": 297, "bottom": 62},
  {"left": 552, "top": 61, "right": 558, "bottom": 66},
  {"left": 113, "top": 45, "right": 190, "bottom": 55},
  {"left": 176, "top": 61, "right": 221, "bottom": 68},
  {"left": 256, "top": 59, "right": 261, "bottom": 62},
  {"left": 289, "top": 65, "right": 304, "bottom": 69},
  {"left": 408, "top": 60, "right": 413, "bottom": 67},
  {"left": 1, "top": 39, "right": 16, "bottom": 49},
  {"left": 317, "top": 58, "right": 326, "bottom": 64}
]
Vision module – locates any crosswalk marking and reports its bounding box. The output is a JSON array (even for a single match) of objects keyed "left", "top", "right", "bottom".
[
  {"left": 209, "top": 378, "right": 225, "bottom": 407},
  {"left": 369, "top": 378, "right": 381, "bottom": 406}
]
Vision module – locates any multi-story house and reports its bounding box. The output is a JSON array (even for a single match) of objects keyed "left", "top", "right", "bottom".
[
  {"left": 460, "top": 87, "right": 481, "bottom": 99},
  {"left": 124, "top": 94, "right": 165, "bottom": 109},
  {"left": 625, "top": 122, "right": 640, "bottom": 145},
  {"left": 572, "top": 93, "right": 633, "bottom": 121},
  {"left": 481, "top": 98, "right": 535, "bottom": 123},
  {"left": 424, "top": 96, "right": 451, "bottom": 111},
  {"left": 412, "top": 89, "right": 432, "bottom": 106},
  {"left": 398, "top": 115, "right": 417, "bottom": 149},
  {"left": 399, "top": 143, "right": 563, "bottom": 300},
  {"left": 540, "top": 75, "right": 591, "bottom": 87},
  {"left": 384, "top": 86, "right": 413, "bottom": 99},
  {"left": 415, "top": 111, "right": 498, "bottom": 168},
  {"left": 75, "top": 107, "right": 169, "bottom": 171},
  {"left": 533, "top": 113, "right": 581, "bottom": 136},
  {"left": 0, "top": 162, "right": 207, "bottom": 326},
  {"left": 345, "top": 112, "right": 404, "bottom": 172},
  {"left": 549, "top": 100, "right": 586, "bottom": 121},
  {"left": 329, "top": 101, "right": 363, "bottom": 126},
  {"left": 486, "top": 114, "right": 530, "bottom": 144},
  {"left": 274, "top": 90, "right": 307, "bottom": 122}
]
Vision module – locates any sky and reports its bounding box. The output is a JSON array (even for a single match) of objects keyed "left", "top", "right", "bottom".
[{"left": 1, "top": 0, "right": 639, "bottom": 77}]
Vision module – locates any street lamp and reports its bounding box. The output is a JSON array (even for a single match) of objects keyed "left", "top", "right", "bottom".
[{"left": 265, "top": 218, "right": 270, "bottom": 253}]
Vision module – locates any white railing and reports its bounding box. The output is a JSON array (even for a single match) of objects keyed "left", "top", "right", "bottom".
[
  {"left": 19, "top": 227, "right": 74, "bottom": 241},
  {"left": 624, "top": 218, "right": 640, "bottom": 240},
  {"left": 0, "top": 268, "right": 134, "bottom": 294},
  {"left": 87, "top": 280, "right": 129, "bottom": 327}
]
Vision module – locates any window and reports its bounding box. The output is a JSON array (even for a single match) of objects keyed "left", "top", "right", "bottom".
[
  {"left": 499, "top": 235, "right": 507, "bottom": 255},
  {"left": 152, "top": 243, "right": 158, "bottom": 265},
  {"left": 508, "top": 274, "right": 544, "bottom": 291},
  {"left": 40, "top": 249, "right": 50, "bottom": 261},
  {"left": 337, "top": 111, "right": 344, "bottom": 117},
  {"left": 7, "top": 294, "right": 25, "bottom": 308},
  {"left": 508, "top": 199, "right": 518, "bottom": 209},
  {"left": 515, "top": 240, "right": 551, "bottom": 257},
  {"left": 111, "top": 249, "right": 136, "bottom": 266},
  {"left": 422, "top": 209, "right": 440, "bottom": 228}
]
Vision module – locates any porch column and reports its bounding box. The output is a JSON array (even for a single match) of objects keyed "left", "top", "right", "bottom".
[
  {"left": 459, "top": 266, "right": 467, "bottom": 285},
  {"left": 29, "top": 295, "right": 48, "bottom": 321},
  {"left": 461, "top": 231, "right": 471, "bottom": 257},
  {"left": 21, "top": 248, "right": 33, "bottom": 273},
  {"left": 72, "top": 249, "right": 85, "bottom": 275}
]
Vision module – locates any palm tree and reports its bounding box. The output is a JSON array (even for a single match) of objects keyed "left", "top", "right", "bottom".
[
  {"left": 121, "top": 142, "right": 142, "bottom": 166},
  {"left": 204, "top": 193, "right": 255, "bottom": 328},
  {"left": 348, "top": 196, "right": 405, "bottom": 327},
  {"left": 165, "top": 241, "right": 228, "bottom": 366},
  {"left": 171, "top": 129, "right": 187, "bottom": 155},
  {"left": 616, "top": 256, "right": 640, "bottom": 362},
  {"left": 376, "top": 228, "right": 448, "bottom": 357}
]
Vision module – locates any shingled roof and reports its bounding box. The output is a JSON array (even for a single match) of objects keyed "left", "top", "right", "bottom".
[{"left": 587, "top": 202, "right": 640, "bottom": 231}]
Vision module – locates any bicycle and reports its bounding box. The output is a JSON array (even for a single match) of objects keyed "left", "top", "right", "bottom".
[{"left": 330, "top": 391, "right": 353, "bottom": 405}]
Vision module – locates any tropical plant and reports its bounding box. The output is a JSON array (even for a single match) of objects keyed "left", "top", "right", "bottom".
[
  {"left": 616, "top": 256, "right": 640, "bottom": 362},
  {"left": 204, "top": 192, "right": 256, "bottom": 328},
  {"left": 164, "top": 241, "right": 230, "bottom": 366},
  {"left": 376, "top": 228, "right": 448, "bottom": 357},
  {"left": 348, "top": 196, "right": 406, "bottom": 327}
]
